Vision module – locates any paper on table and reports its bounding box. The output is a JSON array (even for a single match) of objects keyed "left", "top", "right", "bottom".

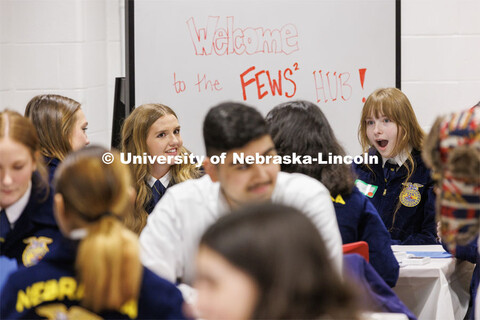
[{"left": 406, "top": 251, "right": 452, "bottom": 258}]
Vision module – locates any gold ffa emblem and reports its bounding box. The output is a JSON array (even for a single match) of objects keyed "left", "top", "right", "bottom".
[
  {"left": 36, "top": 304, "right": 103, "bottom": 320},
  {"left": 399, "top": 183, "right": 423, "bottom": 207},
  {"left": 22, "top": 236, "right": 53, "bottom": 267}
]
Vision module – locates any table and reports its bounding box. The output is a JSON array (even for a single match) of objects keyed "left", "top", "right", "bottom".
[{"left": 392, "top": 245, "right": 475, "bottom": 320}]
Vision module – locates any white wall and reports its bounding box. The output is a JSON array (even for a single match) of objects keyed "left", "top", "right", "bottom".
[
  {"left": 1, "top": 0, "right": 478, "bottom": 147},
  {"left": 402, "top": 0, "right": 480, "bottom": 131},
  {"left": 0, "top": 0, "right": 124, "bottom": 148}
]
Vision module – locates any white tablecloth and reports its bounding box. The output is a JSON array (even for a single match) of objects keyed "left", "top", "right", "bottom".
[{"left": 391, "top": 245, "right": 475, "bottom": 320}]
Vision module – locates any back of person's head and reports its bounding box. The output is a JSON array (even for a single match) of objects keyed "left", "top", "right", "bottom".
[
  {"left": 266, "top": 100, "right": 354, "bottom": 196},
  {"left": 359, "top": 87, "right": 424, "bottom": 155},
  {"left": 423, "top": 105, "right": 480, "bottom": 253},
  {"left": 198, "top": 203, "right": 358, "bottom": 319},
  {"left": 0, "top": 110, "right": 48, "bottom": 192},
  {"left": 203, "top": 102, "right": 268, "bottom": 157},
  {"left": 53, "top": 146, "right": 141, "bottom": 313},
  {"left": 25, "top": 94, "right": 82, "bottom": 161}
]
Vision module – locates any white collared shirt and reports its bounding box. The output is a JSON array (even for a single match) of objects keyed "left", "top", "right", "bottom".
[
  {"left": 140, "top": 172, "right": 343, "bottom": 284},
  {"left": 147, "top": 170, "right": 172, "bottom": 189},
  {"left": 69, "top": 228, "right": 88, "bottom": 240},
  {"left": 1, "top": 181, "right": 32, "bottom": 229},
  {"left": 382, "top": 146, "right": 413, "bottom": 169}
]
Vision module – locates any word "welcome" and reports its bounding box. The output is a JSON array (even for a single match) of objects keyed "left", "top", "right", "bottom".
[{"left": 187, "top": 16, "right": 299, "bottom": 56}]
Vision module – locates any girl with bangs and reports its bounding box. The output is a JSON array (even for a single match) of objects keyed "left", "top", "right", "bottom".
[
  {"left": 0, "top": 110, "right": 62, "bottom": 268},
  {"left": 121, "top": 104, "right": 202, "bottom": 233},
  {"left": 354, "top": 88, "right": 437, "bottom": 245},
  {"left": 25, "top": 94, "right": 90, "bottom": 183}
]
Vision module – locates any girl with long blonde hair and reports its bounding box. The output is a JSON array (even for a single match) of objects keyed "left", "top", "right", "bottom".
[
  {"left": 121, "top": 103, "right": 202, "bottom": 233},
  {"left": 0, "top": 147, "right": 186, "bottom": 319},
  {"left": 354, "top": 88, "right": 437, "bottom": 245}
]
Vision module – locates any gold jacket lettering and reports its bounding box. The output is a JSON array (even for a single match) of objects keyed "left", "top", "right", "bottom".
[{"left": 15, "top": 277, "right": 137, "bottom": 319}]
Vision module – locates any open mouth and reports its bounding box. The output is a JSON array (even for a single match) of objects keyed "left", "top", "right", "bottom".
[
  {"left": 165, "top": 148, "right": 177, "bottom": 155},
  {"left": 376, "top": 140, "right": 388, "bottom": 148}
]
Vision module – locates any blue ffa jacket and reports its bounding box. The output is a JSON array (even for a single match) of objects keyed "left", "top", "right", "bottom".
[
  {"left": 353, "top": 149, "right": 437, "bottom": 245},
  {"left": 343, "top": 254, "right": 416, "bottom": 320},
  {"left": 144, "top": 181, "right": 173, "bottom": 215},
  {"left": 44, "top": 156, "right": 61, "bottom": 184},
  {"left": 0, "top": 238, "right": 186, "bottom": 319},
  {"left": 0, "top": 172, "right": 62, "bottom": 268},
  {"left": 333, "top": 187, "right": 399, "bottom": 287},
  {"left": 442, "top": 239, "right": 479, "bottom": 320}
]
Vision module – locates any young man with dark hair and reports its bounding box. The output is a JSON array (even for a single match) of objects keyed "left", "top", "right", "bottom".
[{"left": 140, "top": 102, "right": 343, "bottom": 284}]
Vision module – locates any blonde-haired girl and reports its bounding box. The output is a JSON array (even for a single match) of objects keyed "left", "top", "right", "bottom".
[
  {"left": 0, "top": 147, "right": 186, "bottom": 319},
  {"left": 121, "top": 103, "right": 202, "bottom": 233},
  {"left": 354, "top": 88, "right": 437, "bottom": 245}
]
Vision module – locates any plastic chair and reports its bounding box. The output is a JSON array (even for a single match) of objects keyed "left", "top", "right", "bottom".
[{"left": 343, "top": 241, "right": 369, "bottom": 262}]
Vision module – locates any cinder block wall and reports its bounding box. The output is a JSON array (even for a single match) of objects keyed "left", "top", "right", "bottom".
[
  {"left": 0, "top": 0, "right": 123, "bottom": 147},
  {"left": 402, "top": 0, "right": 480, "bottom": 131}
]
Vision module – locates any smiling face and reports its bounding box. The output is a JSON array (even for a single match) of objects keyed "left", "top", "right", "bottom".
[
  {"left": 69, "top": 109, "right": 90, "bottom": 151},
  {"left": 146, "top": 114, "right": 183, "bottom": 176},
  {"left": 0, "top": 138, "right": 36, "bottom": 208},
  {"left": 206, "top": 135, "right": 280, "bottom": 209},
  {"left": 365, "top": 114, "right": 399, "bottom": 158},
  {"left": 195, "top": 245, "right": 259, "bottom": 320}
]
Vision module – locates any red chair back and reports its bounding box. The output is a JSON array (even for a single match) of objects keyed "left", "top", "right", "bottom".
[{"left": 343, "top": 241, "right": 369, "bottom": 262}]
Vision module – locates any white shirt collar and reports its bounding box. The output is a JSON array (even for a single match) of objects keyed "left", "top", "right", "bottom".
[
  {"left": 69, "top": 228, "right": 88, "bottom": 240},
  {"left": 147, "top": 170, "right": 171, "bottom": 188},
  {"left": 382, "top": 145, "right": 412, "bottom": 168},
  {"left": 2, "top": 181, "right": 32, "bottom": 228}
]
